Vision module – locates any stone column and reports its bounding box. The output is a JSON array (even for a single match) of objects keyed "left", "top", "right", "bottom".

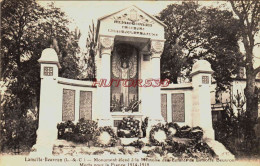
[
  {"left": 34, "top": 48, "right": 61, "bottom": 154},
  {"left": 191, "top": 60, "right": 215, "bottom": 139},
  {"left": 139, "top": 51, "right": 151, "bottom": 118},
  {"left": 145, "top": 40, "right": 165, "bottom": 136},
  {"left": 97, "top": 36, "right": 114, "bottom": 127}
]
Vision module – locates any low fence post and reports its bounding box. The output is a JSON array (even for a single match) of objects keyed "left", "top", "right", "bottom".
[
  {"left": 191, "top": 60, "right": 215, "bottom": 139},
  {"left": 33, "top": 48, "right": 61, "bottom": 154}
]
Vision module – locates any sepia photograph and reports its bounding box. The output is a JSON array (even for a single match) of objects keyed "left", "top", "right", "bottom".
[{"left": 0, "top": 0, "right": 259, "bottom": 165}]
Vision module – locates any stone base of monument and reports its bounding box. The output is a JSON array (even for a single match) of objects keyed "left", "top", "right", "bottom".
[
  {"left": 52, "top": 139, "right": 133, "bottom": 156},
  {"left": 205, "top": 138, "right": 235, "bottom": 160},
  {"left": 202, "top": 129, "right": 215, "bottom": 140},
  {"left": 119, "top": 137, "right": 149, "bottom": 146},
  {"left": 30, "top": 135, "right": 232, "bottom": 161},
  {"left": 119, "top": 138, "right": 139, "bottom": 146},
  {"left": 170, "top": 137, "right": 194, "bottom": 144},
  {"left": 30, "top": 143, "right": 55, "bottom": 156},
  {"left": 97, "top": 118, "right": 113, "bottom": 127}
]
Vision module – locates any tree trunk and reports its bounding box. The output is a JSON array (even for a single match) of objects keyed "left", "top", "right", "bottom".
[{"left": 244, "top": 71, "right": 258, "bottom": 121}]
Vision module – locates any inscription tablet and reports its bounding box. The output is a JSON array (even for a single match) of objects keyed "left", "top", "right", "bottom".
[
  {"left": 161, "top": 94, "right": 167, "bottom": 122},
  {"left": 79, "top": 91, "right": 92, "bottom": 120},
  {"left": 62, "top": 89, "right": 75, "bottom": 121},
  {"left": 172, "top": 93, "right": 185, "bottom": 122}
]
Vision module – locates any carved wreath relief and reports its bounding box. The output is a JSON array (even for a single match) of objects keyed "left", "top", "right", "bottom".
[{"left": 112, "top": 8, "right": 154, "bottom": 25}]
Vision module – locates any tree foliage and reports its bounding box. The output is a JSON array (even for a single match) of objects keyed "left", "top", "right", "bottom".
[
  {"left": 78, "top": 20, "right": 97, "bottom": 81},
  {"left": 159, "top": 2, "right": 202, "bottom": 84},
  {"left": 0, "top": 0, "right": 81, "bottom": 151},
  {"left": 201, "top": 7, "right": 243, "bottom": 90},
  {"left": 158, "top": 2, "right": 242, "bottom": 91},
  {"left": 229, "top": 0, "right": 260, "bottom": 119}
]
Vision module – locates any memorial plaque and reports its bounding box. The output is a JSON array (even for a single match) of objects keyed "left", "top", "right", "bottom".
[
  {"left": 172, "top": 93, "right": 185, "bottom": 122},
  {"left": 97, "top": 5, "right": 165, "bottom": 40},
  {"left": 114, "top": 120, "right": 123, "bottom": 127},
  {"left": 79, "top": 91, "right": 92, "bottom": 120},
  {"left": 161, "top": 94, "right": 167, "bottom": 122},
  {"left": 62, "top": 89, "right": 75, "bottom": 121}
]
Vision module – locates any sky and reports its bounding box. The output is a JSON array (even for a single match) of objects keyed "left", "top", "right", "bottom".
[
  {"left": 38, "top": 1, "right": 227, "bottom": 49},
  {"left": 38, "top": 1, "right": 175, "bottom": 48},
  {"left": 38, "top": 1, "right": 259, "bottom": 68}
]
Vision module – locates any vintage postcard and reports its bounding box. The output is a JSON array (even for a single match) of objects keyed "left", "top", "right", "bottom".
[{"left": 0, "top": 0, "right": 259, "bottom": 166}]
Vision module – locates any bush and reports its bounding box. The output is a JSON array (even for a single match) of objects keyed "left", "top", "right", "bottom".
[
  {"left": 74, "top": 119, "right": 98, "bottom": 143},
  {"left": 1, "top": 116, "right": 38, "bottom": 154},
  {"left": 213, "top": 104, "right": 259, "bottom": 159},
  {"left": 0, "top": 97, "right": 38, "bottom": 154},
  {"left": 57, "top": 120, "right": 75, "bottom": 141},
  {"left": 57, "top": 118, "right": 97, "bottom": 144},
  {"left": 166, "top": 140, "right": 215, "bottom": 158}
]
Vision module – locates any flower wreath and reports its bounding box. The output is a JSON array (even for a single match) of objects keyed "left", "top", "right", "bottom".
[
  {"left": 165, "top": 122, "right": 180, "bottom": 136},
  {"left": 57, "top": 120, "right": 75, "bottom": 140},
  {"left": 93, "top": 126, "right": 118, "bottom": 147},
  {"left": 117, "top": 117, "right": 140, "bottom": 138},
  {"left": 188, "top": 126, "right": 203, "bottom": 140},
  {"left": 149, "top": 123, "right": 169, "bottom": 146}
]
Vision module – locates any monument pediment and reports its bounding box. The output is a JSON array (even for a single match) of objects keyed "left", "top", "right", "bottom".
[
  {"left": 97, "top": 5, "right": 165, "bottom": 40},
  {"left": 109, "top": 7, "right": 156, "bottom": 25}
]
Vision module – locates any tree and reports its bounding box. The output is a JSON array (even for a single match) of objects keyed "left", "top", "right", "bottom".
[
  {"left": 159, "top": 2, "right": 203, "bottom": 83},
  {"left": 229, "top": 0, "right": 260, "bottom": 120},
  {"left": 158, "top": 2, "right": 242, "bottom": 91},
  {"left": 78, "top": 20, "right": 97, "bottom": 81},
  {"left": 0, "top": 0, "right": 81, "bottom": 151},
  {"left": 201, "top": 6, "right": 243, "bottom": 91}
]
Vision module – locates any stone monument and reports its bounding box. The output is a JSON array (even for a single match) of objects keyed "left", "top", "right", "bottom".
[{"left": 34, "top": 5, "right": 216, "bottom": 153}]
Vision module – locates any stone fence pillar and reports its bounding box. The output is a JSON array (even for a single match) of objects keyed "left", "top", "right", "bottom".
[
  {"left": 191, "top": 60, "right": 215, "bottom": 139},
  {"left": 34, "top": 48, "right": 61, "bottom": 154}
]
